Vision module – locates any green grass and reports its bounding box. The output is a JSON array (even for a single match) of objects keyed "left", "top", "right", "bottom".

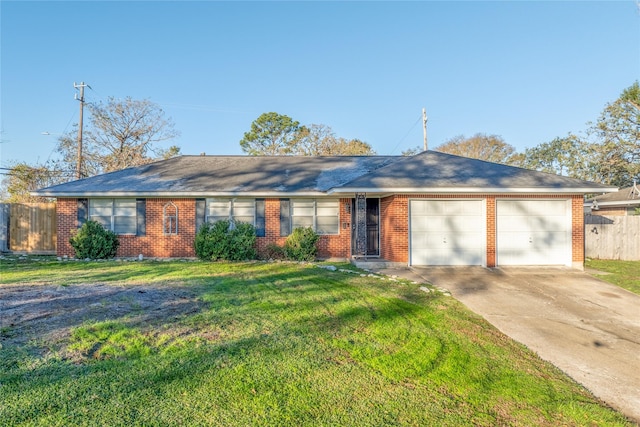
[
  {"left": 0, "top": 259, "right": 632, "bottom": 426},
  {"left": 586, "top": 259, "right": 640, "bottom": 295}
]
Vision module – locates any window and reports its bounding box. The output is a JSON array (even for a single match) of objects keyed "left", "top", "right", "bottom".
[
  {"left": 206, "top": 198, "right": 256, "bottom": 226},
  {"left": 89, "top": 199, "right": 137, "bottom": 234},
  {"left": 291, "top": 199, "right": 339, "bottom": 235},
  {"left": 163, "top": 202, "right": 178, "bottom": 235}
]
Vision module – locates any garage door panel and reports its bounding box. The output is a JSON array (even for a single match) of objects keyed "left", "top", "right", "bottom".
[
  {"left": 528, "top": 215, "right": 566, "bottom": 231},
  {"left": 447, "top": 215, "right": 484, "bottom": 232},
  {"left": 497, "top": 200, "right": 570, "bottom": 266},
  {"left": 498, "top": 215, "right": 529, "bottom": 232},
  {"left": 410, "top": 200, "right": 485, "bottom": 266}
]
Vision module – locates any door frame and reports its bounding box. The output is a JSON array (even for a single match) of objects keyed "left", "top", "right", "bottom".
[
  {"left": 495, "top": 198, "right": 572, "bottom": 267},
  {"left": 408, "top": 198, "right": 487, "bottom": 267},
  {"left": 351, "top": 197, "right": 380, "bottom": 258}
]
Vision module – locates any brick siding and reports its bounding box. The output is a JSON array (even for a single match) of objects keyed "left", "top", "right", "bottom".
[
  {"left": 58, "top": 197, "right": 352, "bottom": 259},
  {"left": 57, "top": 195, "right": 585, "bottom": 265},
  {"left": 379, "top": 194, "right": 585, "bottom": 267},
  {"left": 58, "top": 198, "right": 197, "bottom": 258},
  {"left": 593, "top": 206, "right": 629, "bottom": 216}
]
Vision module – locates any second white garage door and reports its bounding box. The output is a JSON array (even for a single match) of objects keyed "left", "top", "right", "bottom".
[
  {"left": 496, "top": 199, "right": 571, "bottom": 266},
  {"left": 410, "top": 200, "right": 485, "bottom": 266}
]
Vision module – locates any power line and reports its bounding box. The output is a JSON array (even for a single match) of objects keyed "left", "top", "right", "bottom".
[{"left": 389, "top": 114, "right": 422, "bottom": 155}]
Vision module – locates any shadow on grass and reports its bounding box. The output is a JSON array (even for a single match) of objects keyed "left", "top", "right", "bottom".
[{"left": 0, "top": 261, "right": 632, "bottom": 426}]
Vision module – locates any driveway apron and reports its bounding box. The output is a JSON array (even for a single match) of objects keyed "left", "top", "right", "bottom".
[{"left": 389, "top": 266, "right": 640, "bottom": 423}]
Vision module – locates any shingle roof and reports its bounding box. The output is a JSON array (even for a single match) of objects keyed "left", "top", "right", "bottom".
[
  {"left": 588, "top": 185, "right": 640, "bottom": 205},
  {"left": 33, "top": 155, "right": 400, "bottom": 197},
  {"left": 329, "top": 151, "right": 616, "bottom": 194},
  {"left": 33, "top": 151, "right": 617, "bottom": 197}
]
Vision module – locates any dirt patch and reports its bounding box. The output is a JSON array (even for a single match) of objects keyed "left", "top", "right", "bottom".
[{"left": 0, "top": 282, "right": 206, "bottom": 354}]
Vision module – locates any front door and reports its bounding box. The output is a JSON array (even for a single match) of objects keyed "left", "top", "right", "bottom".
[{"left": 352, "top": 198, "right": 380, "bottom": 257}]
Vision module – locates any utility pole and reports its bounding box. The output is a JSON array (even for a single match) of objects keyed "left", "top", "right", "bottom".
[
  {"left": 422, "top": 108, "right": 428, "bottom": 151},
  {"left": 74, "top": 82, "right": 88, "bottom": 179}
]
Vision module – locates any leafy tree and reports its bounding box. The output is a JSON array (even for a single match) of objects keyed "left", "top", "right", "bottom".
[
  {"left": 56, "top": 97, "right": 180, "bottom": 177},
  {"left": 401, "top": 146, "right": 423, "bottom": 156},
  {"left": 328, "top": 138, "right": 375, "bottom": 156},
  {"left": 435, "top": 133, "right": 519, "bottom": 164},
  {"left": 239, "top": 114, "right": 375, "bottom": 156},
  {"left": 240, "top": 112, "right": 304, "bottom": 155},
  {"left": 295, "top": 124, "right": 375, "bottom": 156},
  {"left": 0, "top": 161, "right": 67, "bottom": 203},
  {"left": 519, "top": 134, "right": 595, "bottom": 179},
  {"left": 588, "top": 81, "right": 640, "bottom": 186}
]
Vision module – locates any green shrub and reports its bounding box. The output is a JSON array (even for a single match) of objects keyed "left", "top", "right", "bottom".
[
  {"left": 194, "top": 220, "right": 257, "bottom": 261},
  {"left": 69, "top": 220, "right": 119, "bottom": 259},
  {"left": 262, "top": 243, "right": 286, "bottom": 260},
  {"left": 284, "top": 227, "right": 319, "bottom": 261}
]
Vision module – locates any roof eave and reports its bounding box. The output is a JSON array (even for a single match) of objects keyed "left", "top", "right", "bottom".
[
  {"left": 328, "top": 186, "right": 619, "bottom": 195},
  {"left": 30, "top": 190, "right": 332, "bottom": 198},
  {"left": 586, "top": 199, "right": 640, "bottom": 207}
]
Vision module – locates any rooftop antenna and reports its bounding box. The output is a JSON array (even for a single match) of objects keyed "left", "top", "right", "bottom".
[
  {"left": 631, "top": 179, "right": 639, "bottom": 199},
  {"left": 422, "top": 108, "right": 428, "bottom": 151}
]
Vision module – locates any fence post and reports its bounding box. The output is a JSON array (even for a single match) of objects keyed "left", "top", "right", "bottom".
[{"left": 0, "top": 203, "right": 8, "bottom": 252}]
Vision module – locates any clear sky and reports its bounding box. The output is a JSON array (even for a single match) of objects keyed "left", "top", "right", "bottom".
[{"left": 1, "top": 1, "right": 639, "bottom": 167}]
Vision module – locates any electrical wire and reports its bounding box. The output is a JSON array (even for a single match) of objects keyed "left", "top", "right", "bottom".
[{"left": 389, "top": 114, "right": 422, "bottom": 155}]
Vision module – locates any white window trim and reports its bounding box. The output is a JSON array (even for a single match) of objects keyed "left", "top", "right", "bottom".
[
  {"left": 163, "top": 202, "right": 179, "bottom": 235},
  {"left": 205, "top": 198, "right": 256, "bottom": 226},
  {"left": 291, "top": 199, "right": 340, "bottom": 235},
  {"left": 89, "top": 198, "right": 137, "bottom": 235}
]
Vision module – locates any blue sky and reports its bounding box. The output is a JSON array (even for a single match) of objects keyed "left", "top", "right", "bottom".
[{"left": 1, "top": 1, "right": 638, "bottom": 167}]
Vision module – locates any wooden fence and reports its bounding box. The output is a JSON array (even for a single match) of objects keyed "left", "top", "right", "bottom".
[
  {"left": 1, "top": 203, "right": 57, "bottom": 254},
  {"left": 585, "top": 214, "right": 640, "bottom": 261},
  {"left": 0, "top": 204, "right": 8, "bottom": 252}
]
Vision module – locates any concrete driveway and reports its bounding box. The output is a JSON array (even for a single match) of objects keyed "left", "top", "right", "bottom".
[{"left": 378, "top": 266, "right": 640, "bottom": 423}]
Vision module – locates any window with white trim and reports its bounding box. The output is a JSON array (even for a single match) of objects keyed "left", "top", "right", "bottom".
[
  {"left": 291, "top": 199, "right": 339, "bottom": 235},
  {"left": 89, "top": 199, "right": 137, "bottom": 234},
  {"left": 205, "top": 198, "right": 256, "bottom": 226},
  {"left": 163, "top": 202, "right": 178, "bottom": 235}
]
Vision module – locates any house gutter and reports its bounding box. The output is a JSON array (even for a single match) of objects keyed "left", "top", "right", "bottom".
[
  {"left": 586, "top": 200, "right": 640, "bottom": 207},
  {"left": 328, "top": 186, "right": 619, "bottom": 195},
  {"left": 30, "top": 191, "right": 334, "bottom": 198}
]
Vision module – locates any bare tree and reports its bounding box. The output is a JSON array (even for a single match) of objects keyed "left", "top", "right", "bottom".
[{"left": 57, "top": 97, "right": 180, "bottom": 177}]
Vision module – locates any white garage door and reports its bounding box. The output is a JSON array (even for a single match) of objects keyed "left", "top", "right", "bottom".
[
  {"left": 497, "top": 199, "right": 571, "bottom": 266},
  {"left": 410, "top": 200, "right": 485, "bottom": 266}
]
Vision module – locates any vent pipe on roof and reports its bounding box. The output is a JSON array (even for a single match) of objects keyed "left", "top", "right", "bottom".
[{"left": 632, "top": 179, "right": 639, "bottom": 199}]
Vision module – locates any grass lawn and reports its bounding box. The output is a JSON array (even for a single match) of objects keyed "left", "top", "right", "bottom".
[
  {"left": 586, "top": 259, "right": 640, "bottom": 296},
  {"left": 0, "top": 258, "right": 632, "bottom": 426}
]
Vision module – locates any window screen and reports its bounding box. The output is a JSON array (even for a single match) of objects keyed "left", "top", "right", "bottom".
[
  {"left": 206, "top": 199, "right": 256, "bottom": 226},
  {"left": 290, "top": 199, "right": 339, "bottom": 235},
  {"left": 89, "top": 199, "right": 137, "bottom": 234}
]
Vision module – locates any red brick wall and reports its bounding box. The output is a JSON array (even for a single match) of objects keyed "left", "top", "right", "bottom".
[
  {"left": 58, "top": 197, "right": 352, "bottom": 259},
  {"left": 486, "top": 197, "right": 496, "bottom": 267},
  {"left": 117, "top": 199, "right": 196, "bottom": 258},
  {"left": 57, "top": 198, "right": 77, "bottom": 257},
  {"left": 594, "top": 206, "right": 628, "bottom": 216},
  {"left": 380, "top": 195, "right": 408, "bottom": 263},
  {"left": 379, "top": 194, "right": 585, "bottom": 267},
  {"left": 315, "top": 198, "right": 352, "bottom": 259},
  {"left": 254, "top": 198, "right": 351, "bottom": 259},
  {"left": 58, "top": 198, "right": 197, "bottom": 258},
  {"left": 58, "top": 195, "right": 585, "bottom": 265},
  {"left": 571, "top": 196, "right": 584, "bottom": 264}
]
